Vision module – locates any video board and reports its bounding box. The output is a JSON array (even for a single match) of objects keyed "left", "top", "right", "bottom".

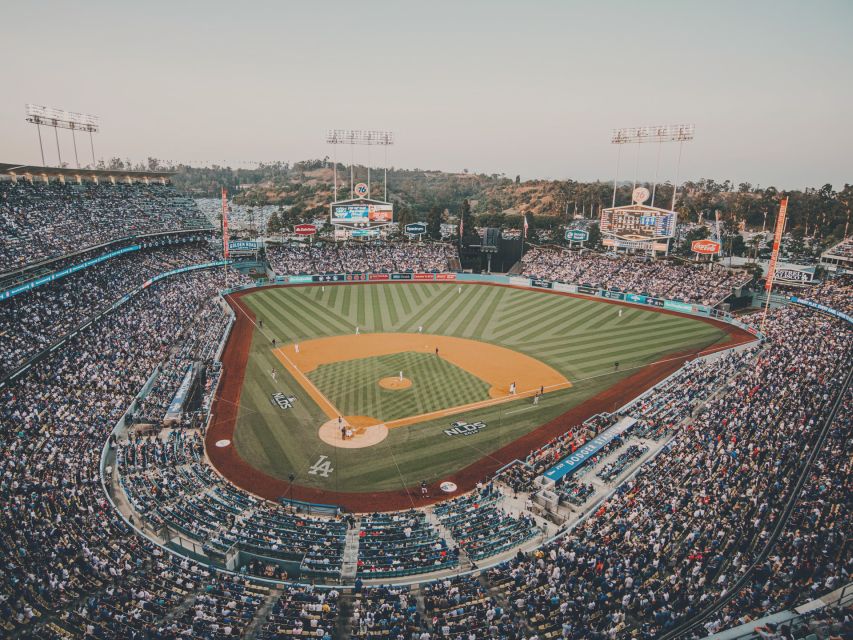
[
  {"left": 330, "top": 199, "right": 394, "bottom": 225},
  {"left": 600, "top": 208, "right": 676, "bottom": 241}
]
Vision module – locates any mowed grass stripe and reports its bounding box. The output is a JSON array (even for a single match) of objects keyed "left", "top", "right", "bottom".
[
  {"left": 250, "top": 295, "right": 324, "bottom": 339},
  {"left": 557, "top": 327, "right": 719, "bottom": 374},
  {"left": 369, "top": 285, "right": 384, "bottom": 331},
  {"left": 341, "top": 284, "right": 353, "bottom": 319},
  {"left": 443, "top": 285, "right": 494, "bottom": 336},
  {"left": 384, "top": 285, "right": 403, "bottom": 326},
  {"left": 418, "top": 286, "right": 465, "bottom": 331},
  {"left": 285, "top": 287, "right": 357, "bottom": 334},
  {"left": 434, "top": 287, "right": 484, "bottom": 335},
  {"left": 547, "top": 321, "right": 716, "bottom": 359},
  {"left": 517, "top": 314, "right": 704, "bottom": 350},
  {"left": 469, "top": 286, "right": 506, "bottom": 339},
  {"left": 267, "top": 290, "right": 351, "bottom": 337},
  {"left": 490, "top": 294, "right": 577, "bottom": 338}
]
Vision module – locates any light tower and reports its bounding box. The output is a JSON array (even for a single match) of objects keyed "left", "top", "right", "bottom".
[{"left": 25, "top": 104, "right": 100, "bottom": 168}]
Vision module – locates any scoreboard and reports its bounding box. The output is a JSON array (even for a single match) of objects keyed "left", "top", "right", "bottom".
[
  {"left": 600, "top": 207, "right": 676, "bottom": 241},
  {"left": 330, "top": 198, "right": 394, "bottom": 225}
]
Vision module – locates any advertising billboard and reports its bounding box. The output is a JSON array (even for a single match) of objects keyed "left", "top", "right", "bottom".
[
  {"left": 331, "top": 203, "right": 370, "bottom": 223},
  {"left": 295, "top": 224, "right": 317, "bottom": 236},
  {"left": 691, "top": 239, "right": 721, "bottom": 254},
  {"left": 330, "top": 199, "right": 394, "bottom": 225},
  {"left": 565, "top": 229, "right": 589, "bottom": 242}
]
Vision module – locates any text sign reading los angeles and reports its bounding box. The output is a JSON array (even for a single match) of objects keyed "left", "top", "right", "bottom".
[{"left": 691, "top": 239, "right": 721, "bottom": 255}]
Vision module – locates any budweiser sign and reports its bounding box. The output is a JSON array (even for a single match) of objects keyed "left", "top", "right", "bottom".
[
  {"left": 691, "top": 239, "right": 721, "bottom": 254},
  {"left": 294, "top": 224, "right": 317, "bottom": 236}
]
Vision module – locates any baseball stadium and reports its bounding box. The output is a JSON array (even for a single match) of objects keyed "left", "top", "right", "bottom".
[{"left": 2, "top": 5, "right": 852, "bottom": 639}]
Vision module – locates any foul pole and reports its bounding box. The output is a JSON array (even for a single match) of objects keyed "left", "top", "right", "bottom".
[
  {"left": 761, "top": 197, "right": 789, "bottom": 333},
  {"left": 222, "top": 188, "right": 230, "bottom": 290}
]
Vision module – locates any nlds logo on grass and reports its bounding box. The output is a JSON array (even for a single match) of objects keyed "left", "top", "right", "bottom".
[
  {"left": 270, "top": 393, "right": 297, "bottom": 410},
  {"left": 444, "top": 420, "right": 487, "bottom": 437}
]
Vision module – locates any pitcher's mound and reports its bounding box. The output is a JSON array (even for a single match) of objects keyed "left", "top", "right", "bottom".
[
  {"left": 379, "top": 377, "right": 412, "bottom": 390},
  {"left": 318, "top": 416, "right": 388, "bottom": 449}
]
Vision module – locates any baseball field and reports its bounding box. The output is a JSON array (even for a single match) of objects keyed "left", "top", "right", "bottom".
[{"left": 207, "top": 282, "right": 750, "bottom": 510}]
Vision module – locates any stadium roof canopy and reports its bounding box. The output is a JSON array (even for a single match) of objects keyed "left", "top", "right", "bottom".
[{"left": 0, "top": 162, "right": 175, "bottom": 181}]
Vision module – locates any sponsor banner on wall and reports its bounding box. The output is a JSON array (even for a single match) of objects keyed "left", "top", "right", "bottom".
[
  {"left": 312, "top": 274, "right": 347, "bottom": 282},
  {"left": 664, "top": 300, "right": 697, "bottom": 313},
  {"left": 790, "top": 297, "right": 853, "bottom": 325},
  {"left": 436, "top": 273, "right": 457, "bottom": 281},
  {"left": 600, "top": 290, "right": 625, "bottom": 300},
  {"left": 346, "top": 274, "right": 368, "bottom": 281},
  {"left": 509, "top": 276, "right": 530, "bottom": 287},
  {"left": 553, "top": 282, "right": 576, "bottom": 293},
  {"left": 143, "top": 261, "right": 230, "bottom": 289},
  {"left": 1, "top": 245, "right": 141, "bottom": 301},
  {"left": 646, "top": 297, "right": 665, "bottom": 308},
  {"left": 543, "top": 417, "right": 637, "bottom": 482},
  {"left": 531, "top": 279, "right": 553, "bottom": 289},
  {"left": 288, "top": 275, "right": 313, "bottom": 284},
  {"left": 414, "top": 273, "right": 435, "bottom": 281},
  {"left": 391, "top": 273, "right": 413, "bottom": 280},
  {"left": 577, "top": 285, "right": 598, "bottom": 295},
  {"left": 624, "top": 293, "right": 647, "bottom": 304},
  {"left": 369, "top": 273, "right": 390, "bottom": 281}
]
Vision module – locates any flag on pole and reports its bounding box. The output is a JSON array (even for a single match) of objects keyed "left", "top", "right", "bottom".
[
  {"left": 765, "top": 197, "right": 788, "bottom": 291},
  {"left": 459, "top": 215, "right": 464, "bottom": 238},
  {"left": 222, "top": 187, "right": 230, "bottom": 259},
  {"left": 523, "top": 214, "right": 529, "bottom": 238}
]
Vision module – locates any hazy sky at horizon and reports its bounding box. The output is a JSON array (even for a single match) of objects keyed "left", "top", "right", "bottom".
[{"left": 1, "top": 0, "right": 851, "bottom": 189}]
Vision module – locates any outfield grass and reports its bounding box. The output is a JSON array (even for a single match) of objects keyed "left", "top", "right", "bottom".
[{"left": 232, "top": 283, "right": 729, "bottom": 493}]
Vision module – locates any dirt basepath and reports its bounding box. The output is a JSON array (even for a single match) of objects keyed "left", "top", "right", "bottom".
[{"left": 205, "top": 282, "right": 757, "bottom": 512}]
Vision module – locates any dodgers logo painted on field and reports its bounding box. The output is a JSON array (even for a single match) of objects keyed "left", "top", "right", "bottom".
[
  {"left": 308, "top": 455, "right": 334, "bottom": 477},
  {"left": 444, "top": 420, "right": 487, "bottom": 437}
]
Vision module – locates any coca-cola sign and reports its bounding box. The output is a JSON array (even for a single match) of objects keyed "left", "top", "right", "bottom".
[{"left": 691, "top": 239, "right": 721, "bottom": 254}]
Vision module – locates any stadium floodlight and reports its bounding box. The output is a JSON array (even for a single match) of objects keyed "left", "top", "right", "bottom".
[
  {"left": 610, "top": 124, "right": 694, "bottom": 145},
  {"left": 609, "top": 123, "right": 695, "bottom": 214},
  {"left": 25, "top": 104, "right": 101, "bottom": 168},
  {"left": 326, "top": 129, "right": 395, "bottom": 200}
]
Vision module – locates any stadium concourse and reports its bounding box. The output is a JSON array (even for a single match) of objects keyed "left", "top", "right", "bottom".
[{"left": 0, "top": 177, "right": 849, "bottom": 640}]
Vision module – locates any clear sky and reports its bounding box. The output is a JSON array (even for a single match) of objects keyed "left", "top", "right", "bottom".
[{"left": 1, "top": 0, "right": 851, "bottom": 189}]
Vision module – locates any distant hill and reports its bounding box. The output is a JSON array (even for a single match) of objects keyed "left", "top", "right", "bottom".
[{"left": 168, "top": 160, "right": 851, "bottom": 250}]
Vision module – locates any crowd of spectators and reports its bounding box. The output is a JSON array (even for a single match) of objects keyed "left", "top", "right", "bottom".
[
  {"left": 267, "top": 242, "right": 457, "bottom": 274},
  {"left": 0, "top": 242, "right": 222, "bottom": 378},
  {"left": 0, "top": 180, "right": 212, "bottom": 270},
  {"left": 0, "top": 176, "right": 849, "bottom": 639},
  {"left": 357, "top": 511, "right": 458, "bottom": 577},
  {"left": 521, "top": 247, "right": 747, "bottom": 305}
]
